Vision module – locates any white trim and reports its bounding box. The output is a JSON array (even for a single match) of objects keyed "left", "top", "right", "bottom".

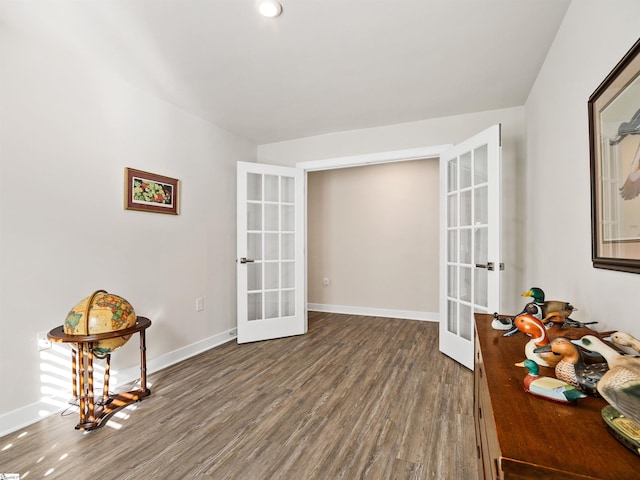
[
  {"left": 0, "top": 328, "right": 237, "bottom": 438},
  {"left": 296, "top": 145, "right": 451, "bottom": 171},
  {"left": 308, "top": 303, "right": 438, "bottom": 322}
]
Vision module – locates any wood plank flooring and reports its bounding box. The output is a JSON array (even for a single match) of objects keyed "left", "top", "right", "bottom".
[{"left": 0, "top": 312, "right": 477, "bottom": 479}]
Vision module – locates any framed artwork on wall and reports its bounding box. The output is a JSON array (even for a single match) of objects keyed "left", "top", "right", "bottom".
[
  {"left": 124, "top": 167, "right": 180, "bottom": 215},
  {"left": 589, "top": 37, "right": 640, "bottom": 273}
]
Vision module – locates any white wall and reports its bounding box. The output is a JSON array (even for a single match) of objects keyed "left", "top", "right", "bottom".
[
  {"left": 0, "top": 13, "right": 255, "bottom": 433},
  {"left": 307, "top": 160, "right": 439, "bottom": 319},
  {"left": 259, "top": 107, "right": 527, "bottom": 315},
  {"left": 524, "top": 0, "right": 640, "bottom": 337}
]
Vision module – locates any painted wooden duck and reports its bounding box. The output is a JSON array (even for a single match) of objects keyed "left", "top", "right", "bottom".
[
  {"left": 515, "top": 359, "right": 587, "bottom": 405},
  {"left": 491, "top": 312, "right": 513, "bottom": 330},
  {"left": 513, "top": 313, "right": 561, "bottom": 367},
  {"left": 534, "top": 336, "right": 608, "bottom": 396},
  {"left": 607, "top": 331, "right": 640, "bottom": 355},
  {"left": 492, "top": 303, "right": 539, "bottom": 333},
  {"left": 575, "top": 335, "right": 640, "bottom": 427},
  {"left": 522, "top": 287, "right": 577, "bottom": 324},
  {"left": 540, "top": 312, "right": 598, "bottom": 329}
]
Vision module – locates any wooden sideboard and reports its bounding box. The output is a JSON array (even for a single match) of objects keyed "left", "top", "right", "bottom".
[{"left": 474, "top": 313, "right": 639, "bottom": 480}]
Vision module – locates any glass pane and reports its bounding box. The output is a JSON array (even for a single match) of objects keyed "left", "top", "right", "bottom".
[
  {"left": 281, "top": 176, "right": 294, "bottom": 203},
  {"left": 281, "top": 205, "right": 294, "bottom": 231},
  {"left": 447, "top": 158, "right": 457, "bottom": 192},
  {"left": 265, "top": 175, "right": 279, "bottom": 202},
  {"left": 447, "top": 194, "right": 458, "bottom": 227},
  {"left": 474, "top": 186, "right": 488, "bottom": 225},
  {"left": 282, "top": 290, "right": 295, "bottom": 316},
  {"left": 247, "top": 173, "right": 262, "bottom": 201},
  {"left": 460, "top": 303, "right": 472, "bottom": 341},
  {"left": 447, "top": 300, "right": 457, "bottom": 334},
  {"left": 265, "top": 262, "right": 279, "bottom": 289},
  {"left": 265, "top": 233, "right": 279, "bottom": 260},
  {"left": 265, "top": 291, "right": 279, "bottom": 319},
  {"left": 247, "top": 203, "right": 262, "bottom": 230},
  {"left": 460, "top": 228, "right": 472, "bottom": 264},
  {"left": 460, "top": 152, "right": 472, "bottom": 189},
  {"left": 247, "top": 233, "right": 262, "bottom": 261},
  {"left": 460, "top": 191, "right": 472, "bottom": 226},
  {"left": 247, "top": 263, "right": 262, "bottom": 291},
  {"left": 475, "top": 268, "right": 488, "bottom": 308},
  {"left": 281, "top": 233, "right": 294, "bottom": 260},
  {"left": 282, "top": 262, "right": 295, "bottom": 288},
  {"left": 248, "top": 293, "right": 262, "bottom": 321},
  {"left": 474, "top": 145, "right": 488, "bottom": 184},
  {"left": 460, "top": 266, "right": 472, "bottom": 302},
  {"left": 265, "top": 204, "right": 279, "bottom": 231},
  {"left": 447, "top": 265, "right": 457, "bottom": 298},
  {"left": 447, "top": 230, "right": 457, "bottom": 263},
  {"left": 474, "top": 227, "right": 487, "bottom": 266}
]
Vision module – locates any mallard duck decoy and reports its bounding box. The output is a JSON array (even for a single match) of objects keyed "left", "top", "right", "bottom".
[
  {"left": 606, "top": 331, "right": 640, "bottom": 355},
  {"left": 513, "top": 313, "right": 561, "bottom": 367},
  {"left": 575, "top": 335, "right": 640, "bottom": 427},
  {"left": 515, "top": 359, "right": 586, "bottom": 405},
  {"left": 522, "top": 287, "right": 577, "bottom": 323},
  {"left": 534, "top": 337, "right": 608, "bottom": 396}
]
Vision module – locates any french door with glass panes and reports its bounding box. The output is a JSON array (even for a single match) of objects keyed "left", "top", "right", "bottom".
[
  {"left": 439, "top": 125, "right": 502, "bottom": 369},
  {"left": 236, "top": 161, "right": 306, "bottom": 343}
]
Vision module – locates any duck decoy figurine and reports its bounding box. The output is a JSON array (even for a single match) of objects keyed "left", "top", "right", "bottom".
[
  {"left": 491, "top": 312, "right": 513, "bottom": 331},
  {"left": 607, "top": 331, "right": 640, "bottom": 355},
  {"left": 514, "top": 313, "right": 561, "bottom": 367},
  {"left": 540, "top": 312, "right": 598, "bottom": 330},
  {"left": 534, "top": 337, "right": 608, "bottom": 396},
  {"left": 575, "top": 335, "right": 640, "bottom": 427},
  {"left": 495, "top": 303, "right": 541, "bottom": 336},
  {"left": 515, "top": 359, "right": 587, "bottom": 405},
  {"left": 522, "top": 287, "right": 577, "bottom": 324}
]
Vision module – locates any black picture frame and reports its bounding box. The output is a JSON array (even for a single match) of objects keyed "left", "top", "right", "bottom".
[{"left": 589, "top": 37, "right": 640, "bottom": 273}]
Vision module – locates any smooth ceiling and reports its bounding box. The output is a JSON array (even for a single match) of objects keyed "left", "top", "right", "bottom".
[{"left": 1, "top": 0, "right": 572, "bottom": 144}]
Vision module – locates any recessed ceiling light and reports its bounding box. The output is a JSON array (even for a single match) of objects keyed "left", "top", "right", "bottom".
[{"left": 257, "top": 0, "right": 283, "bottom": 18}]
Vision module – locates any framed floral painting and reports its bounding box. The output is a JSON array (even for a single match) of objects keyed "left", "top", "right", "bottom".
[
  {"left": 589, "top": 37, "right": 640, "bottom": 273},
  {"left": 124, "top": 168, "right": 180, "bottom": 215}
]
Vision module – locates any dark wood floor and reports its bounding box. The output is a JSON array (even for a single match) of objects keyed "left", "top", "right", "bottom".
[{"left": 1, "top": 312, "right": 476, "bottom": 479}]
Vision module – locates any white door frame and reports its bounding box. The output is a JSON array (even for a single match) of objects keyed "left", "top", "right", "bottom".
[
  {"left": 294, "top": 143, "right": 451, "bottom": 321},
  {"left": 296, "top": 145, "right": 451, "bottom": 172}
]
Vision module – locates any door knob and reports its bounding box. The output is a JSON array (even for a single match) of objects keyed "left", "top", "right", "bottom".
[
  {"left": 239, "top": 257, "right": 255, "bottom": 264},
  {"left": 475, "top": 262, "right": 495, "bottom": 271},
  {"left": 475, "top": 262, "right": 504, "bottom": 271}
]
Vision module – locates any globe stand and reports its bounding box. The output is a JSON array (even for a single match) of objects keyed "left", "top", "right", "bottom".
[{"left": 48, "top": 317, "right": 152, "bottom": 431}]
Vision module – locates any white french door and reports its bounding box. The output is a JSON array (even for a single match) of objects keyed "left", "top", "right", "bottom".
[
  {"left": 236, "top": 161, "right": 306, "bottom": 343},
  {"left": 439, "top": 125, "right": 502, "bottom": 369}
]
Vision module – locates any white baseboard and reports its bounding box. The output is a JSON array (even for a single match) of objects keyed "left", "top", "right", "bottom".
[
  {"left": 308, "top": 303, "right": 439, "bottom": 322},
  {"left": 0, "top": 328, "right": 237, "bottom": 438}
]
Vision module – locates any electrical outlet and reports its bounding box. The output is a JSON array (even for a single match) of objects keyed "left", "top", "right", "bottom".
[
  {"left": 195, "top": 297, "right": 204, "bottom": 311},
  {"left": 37, "top": 331, "right": 51, "bottom": 351}
]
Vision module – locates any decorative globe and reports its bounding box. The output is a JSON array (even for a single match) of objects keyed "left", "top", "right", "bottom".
[{"left": 64, "top": 290, "right": 136, "bottom": 357}]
